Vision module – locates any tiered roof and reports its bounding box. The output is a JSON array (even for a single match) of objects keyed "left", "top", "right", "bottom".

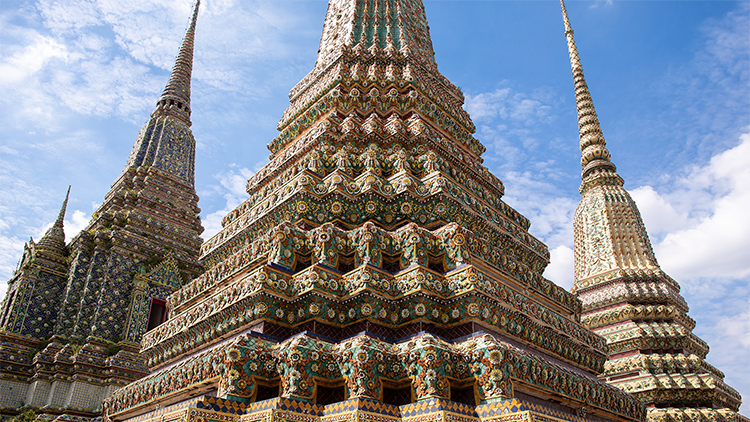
[
  {"left": 29, "top": 187, "right": 71, "bottom": 273},
  {"left": 561, "top": 0, "right": 747, "bottom": 419},
  {"left": 107, "top": 2, "right": 643, "bottom": 421}
]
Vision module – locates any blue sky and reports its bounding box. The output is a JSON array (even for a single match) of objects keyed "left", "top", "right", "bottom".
[{"left": 0, "top": 0, "right": 748, "bottom": 413}]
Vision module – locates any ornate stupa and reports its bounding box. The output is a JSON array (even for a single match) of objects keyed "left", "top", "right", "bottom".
[
  {"left": 104, "top": 1, "right": 643, "bottom": 421},
  {"left": 559, "top": 1, "right": 747, "bottom": 421},
  {"left": 0, "top": 1, "right": 204, "bottom": 416}
]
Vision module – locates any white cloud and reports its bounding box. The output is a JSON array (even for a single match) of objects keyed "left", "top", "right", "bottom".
[
  {"left": 628, "top": 133, "right": 750, "bottom": 411},
  {"left": 65, "top": 210, "right": 90, "bottom": 243},
  {"left": 715, "top": 305, "right": 750, "bottom": 349},
  {"left": 544, "top": 245, "right": 574, "bottom": 290},
  {"left": 632, "top": 132, "right": 750, "bottom": 281},
  {"left": 629, "top": 186, "right": 687, "bottom": 235},
  {"left": 465, "top": 87, "right": 556, "bottom": 126},
  {"left": 0, "top": 0, "right": 320, "bottom": 129},
  {"left": 498, "top": 170, "right": 578, "bottom": 288},
  {"left": 464, "top": 87, "right": 512, "bottom": 120},
  {"left": 35, "top": 208, "right": 89, "bottom": 244},
  {"left": 0, "top": 35, "right": 68, "bottom": 84},
  {"left": 503, "top": 131, "right": 750, "bottom": 292},
  {"left": 0, "top": 27, "right": 159, "bottom": 125}
]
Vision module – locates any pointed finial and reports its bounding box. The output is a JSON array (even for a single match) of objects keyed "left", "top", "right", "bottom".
[
  {"left": 559, "top": 0, "right": 621, "bottom": 192},
  {"left": 560, "top": 0, "right": 573, "bottom": 34},
  {"left": 152, "top": 0, "right": 201, "bottom": 127},
  {"left": 55, "top": 185, "right": 71, "bottom": 227}
]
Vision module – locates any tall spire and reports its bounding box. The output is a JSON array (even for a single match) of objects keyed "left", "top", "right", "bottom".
[
  {"left": 560, "top": 0, "right": 620, "bottom": 193},
  {"left": 55, "top": 185, "right": 71, "bottom": 227},
  {"left": 36, "top": 186, "right": 70, "bottom": 258},
  {"left": 124, "top": 0, "right": 201, "bottom": 182},
  {"left": 561, "top": 0, "right": 659, "bottom": 286},
  {"left": 151, "top": 0, "right": 200, "bottom": 127},
  {"left": 562, "top": 3, "right": 747, "bottom": 418}
]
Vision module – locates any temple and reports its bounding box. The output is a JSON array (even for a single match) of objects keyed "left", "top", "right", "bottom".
[
  {"left": 0, "top": 0, "right": 203, "bottom": 416},
  {"left": 559, "top": 0, "right": 747, "bottom": 421},
  {"left": 106, "top": 0, "right": 641, "bottom": 421},
  {"left": 0, "top": 0, "right": 745, "bottom": 421}
]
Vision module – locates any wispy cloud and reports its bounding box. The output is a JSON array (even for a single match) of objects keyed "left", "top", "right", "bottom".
[
  {"left": 464, "top": 82, "right": 578, "bottom": 288},
  {"left": 0, "top": 17, "right": 160, "bottom": 126},
  {"left": 0, "top": 34, "right": 68, "bottom": 84},
  {"left": 640, "top": 1, "right": 749, "bottom": 175},
  {"left": 200, "top": 162, "right": 264, "bottom": 240},
  {"left": 0, "top": 0, "right": 320, "bottom": 129},
  {"left": 465, "top": 85, "right": 565, "bottom": 171}
]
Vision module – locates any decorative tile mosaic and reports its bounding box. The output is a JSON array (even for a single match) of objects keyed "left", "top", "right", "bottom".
[{"left": 1, "top": 1, "right": 745, "bottom": 422}]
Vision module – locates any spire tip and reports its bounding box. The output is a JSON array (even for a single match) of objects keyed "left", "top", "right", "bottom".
[
  {"left": 55, "top": 186, "right": 71, "bottom": 227},
  {"left": 559, "top": 0, "right": 620, "bottom": 188},
  {"left": 151, "top": 0, "right": 200, "bottom": 126}
]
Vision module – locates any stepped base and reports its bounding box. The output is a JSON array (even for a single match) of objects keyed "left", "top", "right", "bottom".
[
  {"left": 117, "top": 395, "right": 624, "bottom": 422},
  {"left": 647, "top": 407, "right": 750, "bottom": 422}
]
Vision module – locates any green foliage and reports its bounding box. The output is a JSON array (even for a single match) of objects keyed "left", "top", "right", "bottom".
[
  {"left": 26, "top": 339, "right": 51, "bottom": 359},
  {"left": 71, "top": 343, "right": 84, "bottom": 355},
  {"left": 11, "top": 409, "right": 36, "bottom": 422},
  {"left": 106, "top": 344, "right": 121, "bottom": 356},
  {"left": 143, "top": 254, "right": 163, "bottom": 271},
  {"left": 180, "top": 270, "right": 192, "bottom": 286},
  {"left": 101, "top": 237, "right": 113, "bottom": 250}
]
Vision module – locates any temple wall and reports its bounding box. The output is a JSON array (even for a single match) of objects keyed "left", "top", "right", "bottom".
[{"left": 0, "top": 379, "right": 29, "bottom": 408}]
